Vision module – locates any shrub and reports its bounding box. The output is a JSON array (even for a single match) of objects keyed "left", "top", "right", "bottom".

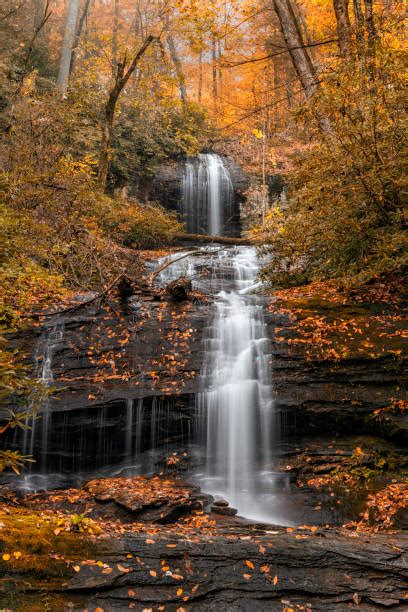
[{"left": 257, "top": 44, "right": 407, "bottom": 288}]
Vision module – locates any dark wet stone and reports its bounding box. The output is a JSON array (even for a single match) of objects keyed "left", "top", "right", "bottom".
[
  {"left": 213, "top": 499, "right": 229, "bottom": 507},
  {"left": 211, "top": 505, "right": 238, "bottom": 516}
]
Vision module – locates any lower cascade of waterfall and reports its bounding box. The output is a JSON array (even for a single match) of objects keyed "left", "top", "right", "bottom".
[
  {"left": 197, "top": 249, "right": 275, "bottom": 521},
  {"left": 157, "top": 247, "right": 295, "bottom": 525}
]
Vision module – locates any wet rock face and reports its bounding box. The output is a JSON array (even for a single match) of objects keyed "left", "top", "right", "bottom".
[
  {"left": 264, "top": 303, "right": 407, "bottom": 445},
  {"left": 5, "top": 291, "right": 209, "bottom": 473},
  {"left": 147, "top": 159, "right": 184, "bottom": 211}
]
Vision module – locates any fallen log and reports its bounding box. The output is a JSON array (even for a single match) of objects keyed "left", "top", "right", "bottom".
[
  {"left": 174, "top": 232, "right": 253, "bottom": 245},
  {"left": 166, "top": 276, "right": 192, "bottom": 301}
]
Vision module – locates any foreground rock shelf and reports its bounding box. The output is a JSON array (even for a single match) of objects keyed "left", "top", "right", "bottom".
[
  {"left": 2, "top": 523, "right": 407, "bottom": 611},
  {"left": 1, "top": 475, "right": 407, "bottom": 610}
]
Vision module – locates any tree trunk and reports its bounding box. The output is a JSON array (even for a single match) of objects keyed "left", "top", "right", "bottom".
[
  {"left": 353, "top": 0, "right": 365, "bottom": 56},
  {"left": 333, "top": 0, "right": 353, "bottom": 57},
  {"left": 272, "top": 0, "right": 319, "bottom": 99},
  {"left": 97, "top": 35, "right": 157, "bottom": 190},
  {"left": 198, "top": 49, "right": 203, "bottom": 103},
  {"left": 364, "top": 0, "right": 376, "bottom": 76},
  {"left": 212, "top": 36, "right": 218, "bottom": 108},
  {"left": 69, "top": 0, "right": 92, "bottom": 76},
  {"left": 112, "top": 0, "right": 119, "bottom": 76},
  {"left": 293, "top": 0, "right": 320, "bottom": 69},
  {"left": 33, "top": 0, "right": 44, "bottom": 29},
  {"left": 166, "top": 34, "right": 188, "bottom": 108},
  {"left": 56, "top": 0, "right": 80, "bottom": 95},
  {"left": 217, "top": 39, "right": 223, "bottom": 95}
]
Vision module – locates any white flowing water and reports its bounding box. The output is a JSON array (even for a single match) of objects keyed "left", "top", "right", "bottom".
[
  {"left": 195, "top": 249, "right": 281, "bottom": 522},
  {"left": 20, "top": 320, "right": 65, "bottom": 489},
  {"left": 182, "top": 153, "right": 234, "bottom": 235}
]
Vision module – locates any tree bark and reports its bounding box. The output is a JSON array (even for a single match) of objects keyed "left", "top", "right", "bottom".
[
  {"left": 212, "top": 35, "right": 218, "bottom": 108},
  {"left": 217, "top": 39, "right": 223, "bottom": 95},
  {"left": 198, "top": 49, "right": 203, "bottom": 103},
  {"left": 174, "top": 233, "right": 253, "bottom": 246},
  {"left": 56, "top": 0, "right": 80, "bottom": 95},
  {"left": 33, "top": 0, "right": 44, "bottom": 29},
  {"left": 364, "top": 0, "right": 376, "bottom": 76},
  {"left": 353, "top": 0, "right": 365, "bottom": 56},
  {"left": 97, "top": 35, "right": 157, "bottom": 190},
  {"left": 166, "top": 34, "right": 188, "bottom": 108},
  {"left": 333, "top": 0, "right": 353, "bottom": 57},
  {"left": 112, "top": 0, "right": 119, "bottom": 77},
  {"left": 293, "top": 0, "right": 320, "bottom": 69},
  {"left": 69, "top": 0, "right": 91, "bottom": 76},
  {"left": 272, "top": 0, "right": 319, "bottom": 99}
]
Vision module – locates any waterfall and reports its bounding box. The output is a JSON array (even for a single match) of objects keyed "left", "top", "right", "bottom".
[
  {"left": 182, "top": 153, "right": 234, "bottom": 236},
  {"left": 23, "top": 321, "right": 65, "bottom": 469},
  {"left": 154, "top": 246, "right": 278, "bottom": 522},
  {"left": 197, "top": 248, "right": 275, "bottom": 520}
]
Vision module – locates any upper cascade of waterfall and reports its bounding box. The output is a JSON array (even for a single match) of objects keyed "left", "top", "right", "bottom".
[{"left": 182, "top": 153, "right": 236, "bottom": 237}]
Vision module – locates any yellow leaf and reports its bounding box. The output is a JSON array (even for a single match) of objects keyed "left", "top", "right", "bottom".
[
  {"left": 2, "top": 554, "right": 10, "bottom": 561},
  {"left": 252, "top": 128, "right": 264, "bottom": 139},
  {"left": 177, "top": 588, "right": 183, "bottom": 595},
  {"left": 73, "top": 565, "right": 81, "bottom": 572},
  {"left": 13, "top": 551, "right": 22, "bottom": 559}
]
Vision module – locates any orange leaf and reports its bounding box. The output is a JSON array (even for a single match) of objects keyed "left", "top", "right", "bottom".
[
  {"left": 176, "top": 588, "right": 183, "bottom": 596},
  {"left": 149, "top": 570, "right": 157, "bottom": 577},
  {"left": 273, "top": 575, "right": 278, "bottom": 586},
  {"left": 243, "top": 573, "right": 251, "bottom": 580},
  {"left": 245, "top": 560, "right": 254, "bottom": 570}
]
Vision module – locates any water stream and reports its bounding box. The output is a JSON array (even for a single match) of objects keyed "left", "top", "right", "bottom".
[{"left": 160, "top": 155, "right": 291, "bottom": 523}]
